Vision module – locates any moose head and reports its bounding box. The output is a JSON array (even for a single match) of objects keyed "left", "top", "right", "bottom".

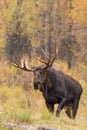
[
  {"left": 12, "top": 44, "right": 83, "bottom": 119},
  {"left": 12, "top": 44, "right": 58, "bottom": 91}
]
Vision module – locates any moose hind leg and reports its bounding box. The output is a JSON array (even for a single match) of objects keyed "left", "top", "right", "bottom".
[
  {"left": 65, "top": 105, "right": 72, "bottom": 119},
  {"left": 72, "top": 98, "right": 80, "bottom": 119}
]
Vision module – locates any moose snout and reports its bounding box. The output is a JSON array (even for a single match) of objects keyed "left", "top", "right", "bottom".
[{"left": 34, "top": 82, "right": 41, "bottom": 90}]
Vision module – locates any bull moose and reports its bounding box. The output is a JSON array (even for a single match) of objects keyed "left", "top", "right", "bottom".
[{"left": 12, "top": 46, "right": 83, "bottom": 119}]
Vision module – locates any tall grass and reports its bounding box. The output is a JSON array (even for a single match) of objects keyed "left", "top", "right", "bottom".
[
  {"left": 0, "top": 86, "right": 32, "bottom": 123},
  {"left": 0, "top": 61, "right": 87, "bottom": 130}
]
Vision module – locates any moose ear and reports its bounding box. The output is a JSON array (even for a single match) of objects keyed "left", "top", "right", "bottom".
[{"left": 47, "top": 79, "right": 52, "bottom": 89}]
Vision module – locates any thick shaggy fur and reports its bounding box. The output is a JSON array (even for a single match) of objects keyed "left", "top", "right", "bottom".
[{"left": 34, "top": 67, "right": 83, "bottom": 119}]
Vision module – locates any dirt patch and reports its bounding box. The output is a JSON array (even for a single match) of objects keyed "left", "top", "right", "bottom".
[{"left": 1, "top": 122, "right": 60, "bottom": 130}]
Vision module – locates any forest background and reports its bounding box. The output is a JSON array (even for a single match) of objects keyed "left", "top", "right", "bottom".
[{"left": 0, "top": 0, "right": 87, "bottom": 130}]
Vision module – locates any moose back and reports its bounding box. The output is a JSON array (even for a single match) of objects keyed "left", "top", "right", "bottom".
[
  {"left": 33, "top": 66, "right": 83, "bottom": 119},
  {"left": 12, "top": 46, "right": 83, "bottom": 119}
]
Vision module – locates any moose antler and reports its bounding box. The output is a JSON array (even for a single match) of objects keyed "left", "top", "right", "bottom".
[
  {"left": 12, "top": 54, "right": 35, "bottom": 72},
  {"left": 49, "top": 43, "right": 58, "bottom": 66},
  {"left": 12, "top": 44, "right": 58, "bottom": 72},
  {"left": 41, "top": 49, "right": 50, "bottom": 62},
  {"left": 35, "top": 43, "right": 58, "bottom": 69},
  {"left": 34, "top": 56, "right": 49, "bottom": 65}
]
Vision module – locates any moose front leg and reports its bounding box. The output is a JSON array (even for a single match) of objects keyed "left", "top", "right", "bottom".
[
  {"left": 46, "top": 101, "right": 54, "bottom": 113},
  {"left": 56, "top": 98, "right": 66, "bottom": 117}
]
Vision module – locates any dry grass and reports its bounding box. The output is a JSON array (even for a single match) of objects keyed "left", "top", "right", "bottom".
[{"left": 0, "top": 61, "right": 87, "bottom": 130}]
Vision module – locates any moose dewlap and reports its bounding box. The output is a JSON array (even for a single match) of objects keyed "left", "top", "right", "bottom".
[
  {"left": 34, "top": 67, "right": 83, "bottom": 119},
  {"left": 12, "top": 46, "right": 83, "bottom": 119}
]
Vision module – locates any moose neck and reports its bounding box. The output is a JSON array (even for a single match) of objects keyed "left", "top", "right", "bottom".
[{"left": 42, "top": 67, "right": 57, "bottom": 90}]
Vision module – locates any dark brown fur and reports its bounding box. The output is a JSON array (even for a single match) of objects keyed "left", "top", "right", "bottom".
[{"left": 34, "top": 66, "right": 83, "bottom": 119}]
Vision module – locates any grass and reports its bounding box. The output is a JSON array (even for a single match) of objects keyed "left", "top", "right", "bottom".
[
  {"left": 0, "top": 84, "right": 87, "bottom": 130},
  {"left": 0, "top": 61, "right": 87, "bottom": 129},
  {"left": 35, "top": 117, "right": 87, "bottom": 130},
  {"left": 13, "top": 108, "right": 32, "bottom": 123}
]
